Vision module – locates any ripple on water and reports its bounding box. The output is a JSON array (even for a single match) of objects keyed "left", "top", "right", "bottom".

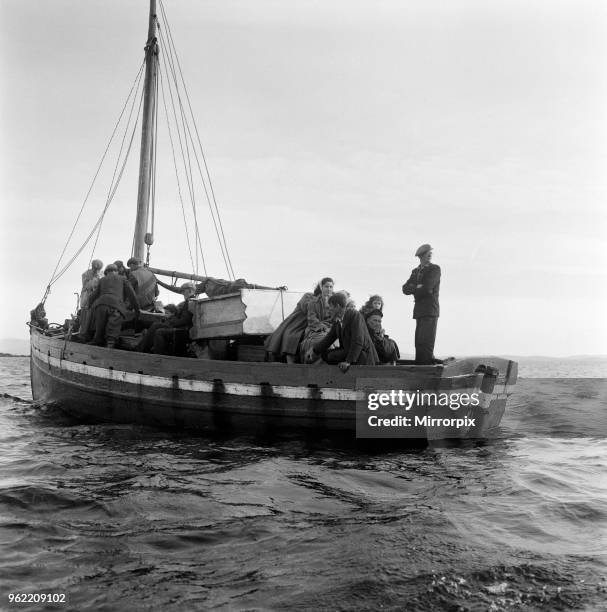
[{"left": 0, "top": 361, "right": 606, "bottom": 609}]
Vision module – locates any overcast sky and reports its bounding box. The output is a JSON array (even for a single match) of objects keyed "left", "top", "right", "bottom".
[{"left": 1, "top": 0, "right": 606, "bottom": 356}]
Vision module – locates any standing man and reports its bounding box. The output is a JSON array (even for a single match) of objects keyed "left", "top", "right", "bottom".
[{"left": 402, "top": 244, "right": 441, "bottom": 365}]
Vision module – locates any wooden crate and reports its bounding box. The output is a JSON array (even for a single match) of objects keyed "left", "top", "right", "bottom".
[
  {"left": 189, "top": 289, "right": 305, "bottom": 340},
  {"left": 236, "top": 344, "right": 267, "bottom": 362}
]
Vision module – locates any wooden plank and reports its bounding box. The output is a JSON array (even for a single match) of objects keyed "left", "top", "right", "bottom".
[{"left": 32, "top": 333, "right": 447, "bottom": 389}]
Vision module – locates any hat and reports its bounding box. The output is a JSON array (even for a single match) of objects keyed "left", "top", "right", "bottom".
[
  {"left": 415, "top": 244, "right": 432, "bottom": 257},
  {"left": 180, "top": 281, "right": 196, "bottom": 291},
  {"left": 365, "top": 308, "right": 383, "bottom": 320},
  {"left": 126, "top": 257, "right": 141, "bottom": 267}
]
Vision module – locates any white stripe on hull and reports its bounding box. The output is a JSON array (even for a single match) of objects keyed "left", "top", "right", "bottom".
[{"left": 33, "top": 351, "right": 514, "bottom": 405}]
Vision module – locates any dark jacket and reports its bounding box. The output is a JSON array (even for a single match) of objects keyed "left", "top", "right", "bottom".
[
  {"left": 369, "top": 330, "right": 400, "bottom": 364},
  {"left": 402, "top": 263, "right": 441, "bottom": 318},
  {"left": 90, "top": 274, "right": 140, "bottom": 317},
  {"left": 166, "top": 299, "right": 193, "bottom": 329},
  {"left": 313, "top": 309, "right": 378, "bottom": 365}
]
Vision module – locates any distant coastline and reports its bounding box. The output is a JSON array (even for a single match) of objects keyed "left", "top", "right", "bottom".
[{"left": 0, "top": 353, "right": 28, "bottom": 358}]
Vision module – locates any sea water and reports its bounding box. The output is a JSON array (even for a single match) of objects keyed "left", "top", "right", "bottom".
[{"left": 0, "top": 356, "right": 606, "bottom": 611}]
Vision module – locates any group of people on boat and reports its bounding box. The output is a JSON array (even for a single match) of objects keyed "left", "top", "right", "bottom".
[
  {"left": 73, "top": 256, "right": 282, "bottom": 355},
  {"left": 32, "top": 242, "right": 440, "bottom": 366},
  {"left": 77, "top": 257, "right": 157, "bottom": 348},
  {"left": 264, "top": 243, "right": 441, "bottom": 368},
  {"left": 265, "top": 278, "right": 400, "bottom": 370}
]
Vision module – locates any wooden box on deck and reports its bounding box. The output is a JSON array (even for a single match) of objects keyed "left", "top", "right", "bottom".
[{"left": 189, "top": 289, "right": 305, "bottom": 340}]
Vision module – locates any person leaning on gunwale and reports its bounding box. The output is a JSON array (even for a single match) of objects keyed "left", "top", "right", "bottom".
[
  {"left": 305, "top": 292, "right": 378, "bottom": 372},
  {"left": 402, "top": 243, "right": 441, "bottom": 365}
]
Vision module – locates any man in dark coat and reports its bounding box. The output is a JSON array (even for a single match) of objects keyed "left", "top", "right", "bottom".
[
  {"left": 402, "top": 243, "right": 441, "bottom": 365},
  {"left": 87, "top": 264, "right": 140, "bottom": 348},
  {"left": 364, "top": 309, "right": 400, "bottom": 364},
  {"left": 306, "top": 292, "right": 378, "bottom": 372},
  {"left": 136, "top": 282, "right": 196, "bottom": 355}
]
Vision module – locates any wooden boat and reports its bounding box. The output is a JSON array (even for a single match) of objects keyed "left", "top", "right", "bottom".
[
  {"left": 29, "top": 1, "right": 517, "bottom": 440},
  {"left": 31, "top": 329, "right": 516, "bottom": 439}
]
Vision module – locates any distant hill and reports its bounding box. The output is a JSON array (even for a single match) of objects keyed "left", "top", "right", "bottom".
[
  {"left": 501, "top": 354, "right": 607, "bottom": 361},
  {"left": 0, "top": 338, "right": 29, "bottom": 356}
]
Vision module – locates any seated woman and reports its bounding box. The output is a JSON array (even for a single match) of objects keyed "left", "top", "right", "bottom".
[
  {"left": 299, "top": 277, "right": 335, "bottom": 363},
  {"left": 265, "top": 284, "right": 320, "bottom": 363},
  {"left": 364, "top": 309, "right": 400, "bottom": 364},
  {"left": 360, "top": 294, "right": 384, "bottom": 318}
]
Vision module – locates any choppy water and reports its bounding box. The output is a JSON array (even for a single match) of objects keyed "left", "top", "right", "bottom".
[{"left": 1, "top": 356, "right": 606, "bottom": 611}]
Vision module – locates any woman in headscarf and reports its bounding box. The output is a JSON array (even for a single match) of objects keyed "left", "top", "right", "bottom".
[
  {"left": 360, "top": 294, "right": 384, "bottom": 318},
  {"left": 264, "top": 284, "right": 320, "bottom": 363},
  {"left": 299, "top": 277, "right": 335, "bottom": 363}
]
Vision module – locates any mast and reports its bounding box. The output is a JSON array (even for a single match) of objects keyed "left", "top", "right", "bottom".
[{"left": 133, "top": 0, "right": 158, "bottom": 262}]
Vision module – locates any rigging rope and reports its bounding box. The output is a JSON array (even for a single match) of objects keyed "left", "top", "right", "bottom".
[
  {"left": 159, "top": 0, "right": 236, "bottom": 279},
  {"left": 157, "top": 25, "right": 208, "bottom": 276},
  {"left": 158, "top": 26, "right": 228, "bottom": 278},
  {"left": 91, "top": 63, "right": 146, "bottom": 265},
  {"left": 145, "top": 60, "right": 158, "bottom": 268},
  {"left": 41, "top": 62, "right": 145, "bottom": 303},
  {"left": 144, "top": 40, "right": 160, "bottom": 267},
  {"left": 41, "top": 6, "right": 240, "bottom": 306},
  {"left": 151, "top": 47, "right": 159, "bottom": 241},
  {"left": 158, "top": 66, "right": 197, "bottom": 272},
  {"left": 50, "top": 83, "right": 145, "bottom": 288}
]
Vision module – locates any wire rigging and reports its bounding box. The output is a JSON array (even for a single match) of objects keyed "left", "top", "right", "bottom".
[
  {"left": 41, "top": 62, "right": 145, "bottom": 301},
  {"left": 157, "top": 24, "right": 206, "bottom": 277},
  {"left": 41, "top": 4, "right": 238, "bottom": 306},
  {"left": 158, "top": 0, "right": 236, "bottom": 279},
  {"left": 50, "top": 81, "right": 146, "bottom": 288},
  {"left": 145, "top": 42, "right": 160, "bottom": 265},
  {"left": 158, "top": 62, "right": 197, "bottom": 272},
  {"left": 91, "top": 64, "right": 147, "bottom": 265}
]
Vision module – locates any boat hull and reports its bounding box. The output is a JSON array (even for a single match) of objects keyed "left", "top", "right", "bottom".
[{"left": 30, "top": 330, "right": 516, "bottom": 439}]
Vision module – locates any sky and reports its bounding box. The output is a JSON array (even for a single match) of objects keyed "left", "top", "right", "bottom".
[{"left": 1, "top": 0, "right": 606, "bottom": 357}]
